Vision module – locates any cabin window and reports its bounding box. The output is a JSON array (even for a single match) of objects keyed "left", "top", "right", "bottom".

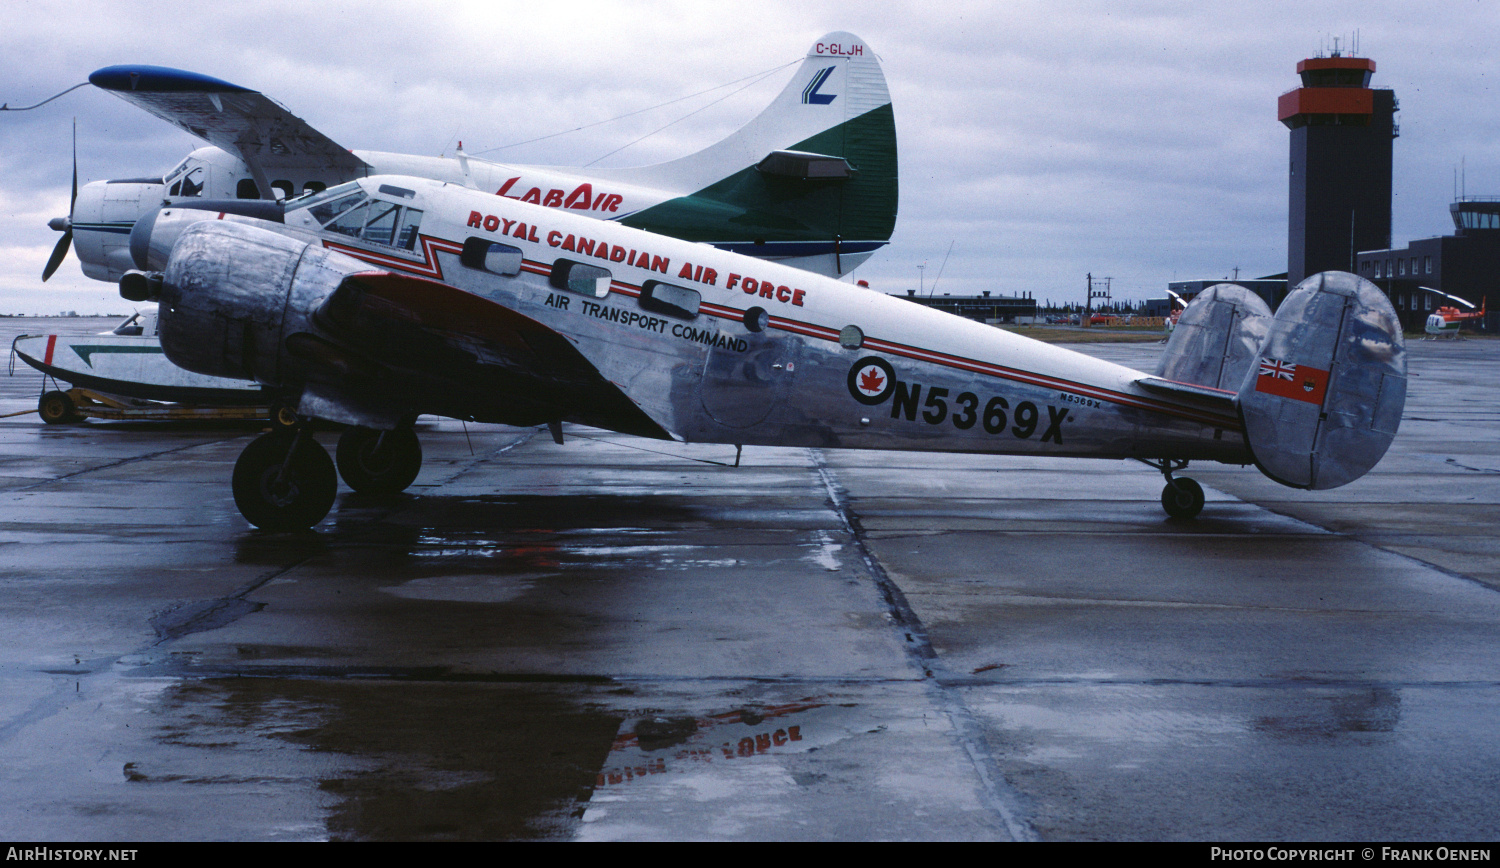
[
  {"left": 743, "top": 306, "right": 769, "bottom": 332},
  {"left": 839, "top": 325, "right": 864, "bottom": 349},
  {"left": 378, "top": 184, "right": 416, "bottom": 199},
  {"left": 303, "top": 181, "right": 327, "bottom": 195},
  {"left": 271, "top": 180, "right": 295, "bottom": 200},
  {"left": 237, "top": 179, "right": 260, "bottom": 199},
  {"left": 461, "top": 238, "right": 523, "bottom": 276},
  {"left": 550, "top": 259, "right": 611, "bottom": 298},
  {"left": 639, "top": 281, "right": 700, "bottom": 319}
]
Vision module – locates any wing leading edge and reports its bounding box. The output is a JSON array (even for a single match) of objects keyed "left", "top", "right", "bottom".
[{"left": 89, "top": 65, "right": 369, "bottom": 186}]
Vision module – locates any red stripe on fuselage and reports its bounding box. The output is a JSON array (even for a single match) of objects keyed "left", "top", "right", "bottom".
[{"left": 333, "top": 236, "right": 1240, "bottom": 431}]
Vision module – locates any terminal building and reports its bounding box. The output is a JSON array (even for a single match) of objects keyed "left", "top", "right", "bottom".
[
  {"left": 891, "top": 290, "right": 1037, "bottom": 323},
  {"left": 1356, "top": 198, "right": 1500, "bottom": 331}
]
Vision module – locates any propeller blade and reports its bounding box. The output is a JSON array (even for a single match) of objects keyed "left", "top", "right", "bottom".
[
  {"left": 70, "top": 119, "right": 78, "bottom": 212},
  {"left": 41, "top": 119, "right": 80, "bottom": 283},
  {"left": 41, "top": 230, "right": 71, "bottom": 282}
]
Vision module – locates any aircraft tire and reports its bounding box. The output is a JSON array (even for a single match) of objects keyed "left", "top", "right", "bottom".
[
  {"left": 38, "top": 390, "right": 83, "bottom": 424},
  {"left": 336, "top": 426, "right": 422, "bottom": 495},
  {"left": 232, "top": 431, "right": 337, "bottom": 531},
  {"left": 1161, "top": 477, "right": 1205, "bottom": 520}
]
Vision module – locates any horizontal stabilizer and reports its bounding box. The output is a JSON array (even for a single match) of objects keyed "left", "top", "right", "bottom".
[
  {"left": 1238, "top": 272, "right": 1406, "bottom": 490},
  {"left": 1134, "top": 376, "right": 1238, "bottom": 413}
]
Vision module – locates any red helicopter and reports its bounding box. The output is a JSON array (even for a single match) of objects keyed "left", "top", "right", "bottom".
[{"left": 1422, "top": 287, "right": 1486, "bottom": 338}]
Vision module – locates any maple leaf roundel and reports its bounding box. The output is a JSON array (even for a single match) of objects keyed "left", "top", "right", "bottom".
[{"left": 847, "top": 356, "right": 896, "bottom": 405}]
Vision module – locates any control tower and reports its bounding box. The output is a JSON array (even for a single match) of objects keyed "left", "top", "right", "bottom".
[{"left": 1280, "top": 50, "right": 1398, "bottom": 286}]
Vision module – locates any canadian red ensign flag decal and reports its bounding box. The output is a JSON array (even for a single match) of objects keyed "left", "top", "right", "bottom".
[{"left": 1255, "top": 356, "right": 1329, "bottom": 405}]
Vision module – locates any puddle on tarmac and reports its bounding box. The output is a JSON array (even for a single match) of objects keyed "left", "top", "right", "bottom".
[{"left": 131, "top": 679, "right": 895, "bottom": 840}]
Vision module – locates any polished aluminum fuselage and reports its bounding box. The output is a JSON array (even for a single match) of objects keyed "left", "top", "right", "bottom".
[{"left": 157, "top": 176, "right": 1251, "bottom": 465}]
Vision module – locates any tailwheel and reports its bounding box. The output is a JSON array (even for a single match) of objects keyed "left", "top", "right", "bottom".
[
  {"left": 1161, "top": 477, "right": 1205, "bottom": 520},
  {"left": 1140, "top": 458, "right": 1204, "bottom": 519},
  {"left": 335, "top": 426, "right": 422, "bottom": 495},
  {"left": 232, "top": 430, "right": 337, "bottom": 531},
  {"left": 38, "top": 390, "right": 83, "bottom": 424}
]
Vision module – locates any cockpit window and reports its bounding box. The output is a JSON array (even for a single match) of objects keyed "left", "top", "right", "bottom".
[
  {"left": 287, "top": 180, "right": 362, "bottom": 212},
  {"left": 168, "top": 166, "right": 205, "bottom": 197},
  {"left": 287, "top": 182, "right": 423, "bottom": 250},
  {"left": 359, "top": 201, "right": 401, "bottom": 245},
  {"left": 317, "top": 195, "right": 424, "bottom": 251},
  {"left": 112, "top": 312, "right": 144, "bottom": 336},
  {"left": 323, "top": 199, "right": 376, "bottom": 237},
  {"left": 395, "top": 209, "right": 423, "bottom": 249},
  {"left": 309, "top": 192, "right": 368, "bottom": 227}
]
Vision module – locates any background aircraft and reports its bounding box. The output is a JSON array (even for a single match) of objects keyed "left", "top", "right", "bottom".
[
  {"left": 1420, "top": 287, "right": 1485, "bottom": 337},
  {"left": 45, "top": 31, "right": 896, "bottom": 285},
  {"left": 119, "top": 174, "right": 1406, "bottom": 531}
]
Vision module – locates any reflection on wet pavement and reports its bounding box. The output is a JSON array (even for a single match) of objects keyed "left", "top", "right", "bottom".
[{"left": 5, "top": 325, "right": 1500, "bottom": 840}]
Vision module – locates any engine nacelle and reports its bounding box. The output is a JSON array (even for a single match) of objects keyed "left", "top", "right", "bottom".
[
  {"left": 156, "top": 220, "right": 367, "bottom": 386},
  {"left": 129, "top": 199, "right": 287, "bottom": 273}
]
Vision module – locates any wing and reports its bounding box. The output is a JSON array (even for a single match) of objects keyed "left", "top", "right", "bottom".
[
  {"left": 89, "top": 65, "right": 369, "bottom": 179},
  {"left": 300, "top": 269, "right": 671, "bottom": 439}
]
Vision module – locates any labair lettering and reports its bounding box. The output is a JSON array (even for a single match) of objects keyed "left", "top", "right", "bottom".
[{"left": 496, "top": 177, "right": 623, "bottom": 213}]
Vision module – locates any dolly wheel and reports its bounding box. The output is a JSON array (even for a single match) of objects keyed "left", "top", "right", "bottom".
[
  {"left": 39, "top": 390, "right": 83, "bottom": 424},
  {"left": 232, "top": 431, "right": 337, "bottom": 531},
  {"left": 1161, "top": 477, "right": 1205, "bottom": 520}
]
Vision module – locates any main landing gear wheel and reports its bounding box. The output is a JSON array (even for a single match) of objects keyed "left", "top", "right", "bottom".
[
  {"left": 232, "top": 430, "right": 337, "bottom": 531},
  {"left": 38, "top": 390, "right": 83, "bottom": 424},
  {"left": 1161, "top": 477, "right": 1205, "bottom": 520},
  {"left": 335, "top": 426, "right": 422, "bottom": 495}
]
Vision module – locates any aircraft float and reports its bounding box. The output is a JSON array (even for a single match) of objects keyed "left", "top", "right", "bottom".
[
  {"left": 109, "top": 174, "right": 1406, "bottom": 530},
  {"left": 10, "top": 309, "right": 263, "bottom": 423}
]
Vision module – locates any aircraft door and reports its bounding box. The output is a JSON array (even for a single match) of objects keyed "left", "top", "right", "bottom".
[{"left": 698, "top": 308, "right": 801, "bottom": 428}]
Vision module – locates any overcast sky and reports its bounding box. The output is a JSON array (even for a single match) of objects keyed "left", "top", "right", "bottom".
[{"left": 3, "top": 0, "right": 1497, "bottom": 314}]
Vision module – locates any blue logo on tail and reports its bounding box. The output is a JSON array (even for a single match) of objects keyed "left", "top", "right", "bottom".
[{"left": 802, "top": 66, "right": 836, "bottom": 105}]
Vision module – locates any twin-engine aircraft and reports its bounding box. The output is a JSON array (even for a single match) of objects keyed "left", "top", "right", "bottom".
[
  {"left": 120, "top": 175, "right": 1407, "bottom": 530},
  {"left": 47, "top": 32, "right": 896, "bottom": 284}
]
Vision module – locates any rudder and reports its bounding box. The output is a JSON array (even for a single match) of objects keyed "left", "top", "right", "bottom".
[
  {"left": 1238, "top": 272, "right": 1406, "bottom": 489},
  {"left": 608, "top": 32, "right": 897, "bottom": 276}
]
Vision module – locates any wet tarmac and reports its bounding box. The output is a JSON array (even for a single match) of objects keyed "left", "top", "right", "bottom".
[{"left": 3, "top": 318, "right": 1500, "bottom": 841}]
